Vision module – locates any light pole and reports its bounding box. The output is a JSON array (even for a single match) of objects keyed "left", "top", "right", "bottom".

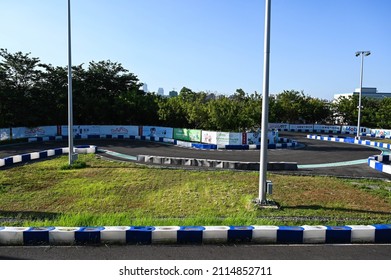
[
  {"left": 258, "top": 0, "right": 271, "bottom": 205},
  {"left": 68, "top": 0, "right": 75, "bottom": 165},
  {"left": 355, "top": 50, "right": 370, "bottom": 140}
]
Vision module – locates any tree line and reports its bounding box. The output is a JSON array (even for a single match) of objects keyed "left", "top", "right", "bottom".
[{"left": 1, "top": 49, "right": 391, "bottom": 131}]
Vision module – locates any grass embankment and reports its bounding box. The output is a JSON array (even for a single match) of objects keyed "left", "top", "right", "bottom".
[{"left": 0, "top": 154, "right": 390, "bottom": 227}]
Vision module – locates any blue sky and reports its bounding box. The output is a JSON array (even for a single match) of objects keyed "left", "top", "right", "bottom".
[{"left": 1, "top": 0, "right": 390, "bottom": 100}]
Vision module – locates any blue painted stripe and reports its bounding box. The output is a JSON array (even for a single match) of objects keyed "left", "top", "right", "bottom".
[
  {"left": 373, "top": 224, "right": 391, "bottom": 243},
  {"left": 22, "top": 154, "right": 31, "bottom": 162},
  {"left": 277, "top": 226, "right": 304, "bottom": 243},
  {"left": 126, "top": 226, "right": 155, "bottom": 244},
  {"left": 326, "top": 226, "right": 351, "bottom": 243},
  {"left": 228, "top": 226, "right": 254, "bottom": 242},
  {"left": 177, "top": 226, "right": 204, "bottom": 244},
  {"left": 75, "top": 227, "right": 104, "bottom": 244},
  {"left": 23, "top": 227, "right": 55, "bottom": 245}
]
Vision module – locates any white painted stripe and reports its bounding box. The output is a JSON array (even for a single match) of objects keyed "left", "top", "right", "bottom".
[
  {"left": 101, "top": 226, "right": 130, "bottom": 244},
  {"left": 348, "top": 225, "right": 376, "bottom": 243},
  {"left": 152, "top": 226, "right": 180, "bottom": 243},
  {"left": 203, "top": 226, "right": 229, "bottom": 243},
  {"left": 49, "top": 227, "right": 80, "bottom": 245},
  {"left": 251, "top": 225, "right": 278, "bottom": 243},
  {"left": 302, "top": 225, "right": 327, "bottom": 243},
  {"left": 30, "top": 152, "right": 40, "bottom": 160},
  {"left": 13, "top": 155, "right": 22, "bottom": 163}
]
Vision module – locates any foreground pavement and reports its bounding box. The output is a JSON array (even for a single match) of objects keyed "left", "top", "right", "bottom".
[{"left": 1, "top": 244, "right": 390, "bottom": 260}]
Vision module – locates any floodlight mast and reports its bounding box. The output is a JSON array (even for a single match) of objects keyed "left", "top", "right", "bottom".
[
  {"left": 258, "top": 0, "right": 271, "bottom": 204},
  {"left": 355, "top": 51, "right": 370, "bottom": 140},
  {"left": 68, "top": 0, "right": 74, "bottom": 165}
]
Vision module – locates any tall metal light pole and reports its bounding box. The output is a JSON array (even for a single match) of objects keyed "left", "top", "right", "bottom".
[
  {"left": 68, "top": 0, "right": 74, "bottom": 165},
  {"left": 258, "top": 0, "right": 271, "bottom": 205},
  {"left": 355, "top": 51, "right": 370, "bottom": 140}
]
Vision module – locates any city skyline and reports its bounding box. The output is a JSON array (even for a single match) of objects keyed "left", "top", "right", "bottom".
[{"left": 0, "top": 0, "right": 390, "bottom": 101}]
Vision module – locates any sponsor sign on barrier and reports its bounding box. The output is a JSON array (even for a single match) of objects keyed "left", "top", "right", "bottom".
[
  {"left": 371, "top": 129, "right": 391, "bottom": 138},
  {"left": 216, "top": 132, "right": 243, "bottom": 145},
  {"left": 173, "top": 128, "right": 201, "bottom": 142},
  {"left": 313, "top": 124, "right": 341, "bottom": 133},
  {"left": 99, "top": 125, "right": 138, "bottom": 136},
  {"left": 341, "top": 125, "right": 369, "bottom": 134},
  {"left": 142, "top": 126, "right": 173, "bottom": 138},
  {"left": 269, "top": 123, "right": 289, "bottom": 130},
  {"left": 289, "top": 124, "right": 314, "bottom": 132},
  {"left": 11, "top": 126, "right": 57, "bottom": 139},
  {"left": 61, "top": 125, "right": 101, "bottom": 136},
  {"left": 247, "top": 132, "right": 260, "bottom": 145},
  {"left": 0, "top": 128, "right": 10, "bottom": 140},
  {"left": 201, "top": 131, "right": 217, "bottom": 144}
]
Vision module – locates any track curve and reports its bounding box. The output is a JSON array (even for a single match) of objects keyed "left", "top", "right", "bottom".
[{"left": 1, "top": 132, "right": 390, "bottom": 179}]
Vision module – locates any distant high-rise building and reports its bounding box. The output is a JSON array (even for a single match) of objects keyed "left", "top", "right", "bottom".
[
  {"left": 142, "top": 83, "right": 148, "bottom": 93},
  {"left": 158, "top": 87, "right": 164, "bottom": 96}
]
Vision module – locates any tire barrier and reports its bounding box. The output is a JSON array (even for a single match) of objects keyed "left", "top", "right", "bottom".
[
  {"left": 136, "top": 155, "right": 298, "bottom": 171},
  {"left": 1, "top": 225, "right": 390, "bottom": 245},
  {"left": 0, "top": 145, "right": 97, "bottom": 168},
  {"left": 307, "top": 134, "right": 391, "bottom": 175}
]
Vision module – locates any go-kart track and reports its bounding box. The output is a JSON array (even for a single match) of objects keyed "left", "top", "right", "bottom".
[{"left": 1, "top": 132, "right": 390, "bottom": 180}]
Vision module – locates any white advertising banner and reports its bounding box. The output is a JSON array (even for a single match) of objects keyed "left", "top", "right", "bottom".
[
  {"left": 313, "top": 124, "right": 341, "bottom": 132},
  {"left": 289, "top": 124, "right": 314, "bottom": 131},
  {"left": 142, "top": 126, "right": 173, "bottom": 138},
  {"left": 341, "top": 126, "right": 357, "bottom": 134},
  {"left": 247, "top": 132, "right": 260, "bottom": 145},
  {"left": 202, "top": 131, "right": 217, "bottom": 144},
  {"left": 61, "top": 125, "right": 101, "bottom": 136},
  {"left": 0, "top": 128, "right": 10, "bottom": 140},
  {"left": 12, "top": 126, "right": 57, "bottom": 139},
  {"left": 99, "top": 125, "right": 139, "bottom": 136},
  {"left": 269, "top": 123, "right": 289, "bottom": 130},
  {"left": 371, "top": 129, "right": 391, "bottom": 138},
  {"left": 216, "top": 132, "right": 242, "bottom": 145}
]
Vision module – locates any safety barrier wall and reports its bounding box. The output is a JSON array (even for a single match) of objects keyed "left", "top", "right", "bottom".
[
  {"left": 0, "top": 124, "right": 381, "bottom": 142},
  {"left": 307, "top": 134, "right": 391, "bottom": 175},
  {"left": 0, "top": 225, "right": 389, "bottom": 245},
  {"left": 0, "top": 145, "right": 97, "bottom": 168}
]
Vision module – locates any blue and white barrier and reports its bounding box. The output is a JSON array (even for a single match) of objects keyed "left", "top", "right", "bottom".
[
  {"left": 0, "top": 145, "right": 97, "bottom": 168},
  {"left": 368, "top": 155, "right": 391, "bottom": 175},
  {"left": 307, "top": 134, "right": 391, "bottom": 175},
  {"left": 1, "top": 224, "right": 390, "bottom": 245}
]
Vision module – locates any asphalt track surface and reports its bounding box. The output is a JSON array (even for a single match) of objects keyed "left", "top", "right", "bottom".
[
  {"left": 1, "top": 132, "right": 390, "bottom": 179},
  {"left": 0, "top": 244, "right": 390, "bottom": 260}
]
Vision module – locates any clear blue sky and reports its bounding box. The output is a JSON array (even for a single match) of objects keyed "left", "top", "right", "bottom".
[{"left": 1, "top": 0, "right": 390, "bottom": 100}]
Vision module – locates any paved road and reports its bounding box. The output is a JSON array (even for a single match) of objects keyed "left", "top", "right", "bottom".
[
  {"left": 2, "top": 132, "right": 389, "bottom": 179},
  {"left": 0, "top": 244, "right": 390, "bottom": 260}
]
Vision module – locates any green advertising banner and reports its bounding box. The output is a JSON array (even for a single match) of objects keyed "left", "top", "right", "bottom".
[{"left": 173, "top": 128, "right": 202, "bottom": 142}]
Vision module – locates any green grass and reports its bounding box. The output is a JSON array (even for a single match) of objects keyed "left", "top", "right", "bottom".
[{"left": 0, "top": 154, "right": 390, "bottom": 227}]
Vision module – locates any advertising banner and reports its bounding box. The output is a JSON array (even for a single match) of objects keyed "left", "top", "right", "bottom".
[
  {"left": 269, "top": 123, "right": 289, "bottom": 130},
  {"left": 12, "top": 126, "right": 57, "bottom": 139},
  {"left": 99, "top": 125, "right": 139, "bottom": 136},
  {"left": 202, "top": 131, "right": 217, "bottom": 144},
  {"left": 216, "top": 132, "right": 243, "bottom": 145},
  {"left": 313, "top": 124, "right": 341, "bottom": 133},
  {"left": 173, "top": 128, "right": 202, "bottom": 142},
  {"left": 61, "top": 125, "right": 101, "bottom": 136},
  {"left": 289, "top": 124, "right": 314, "bottom": 132},
  {"left": 0, "top": 128, "right": 10, "bottom": 141},
  {"left": 142, "top": 126, "right": 173, "bottom": 138},
  {"left": 341, "top": 126, "right": 357, "bottom": 134},
  {"left": 371, "top": 129, "right": 391, "bottom": 138},
  {"left": 247, "top": 132, "right": 260, "bottom": 145}
]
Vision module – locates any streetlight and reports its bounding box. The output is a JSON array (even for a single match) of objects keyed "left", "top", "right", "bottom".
[
  {"left": 257, "top": 0, "right": 271, "bottom": 206},
  {"left": 68, "top": 0, "right": 75, "bottom": 165},
  {"left": 355, "top": 50, "right": 370, "bottom": 140}
]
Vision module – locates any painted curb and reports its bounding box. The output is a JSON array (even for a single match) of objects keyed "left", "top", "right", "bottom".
[
  {"left": 307, "top": 134, "right": 391, "bottom": 175},
  {"left": 136, "top": 155, "right": 298, "bottom": 171},
  {"left": 0, "top": 145, "right": 97, "bottom": 168},
  {"left": 0, "top": 225, "right": 390, "bottom": 245}
]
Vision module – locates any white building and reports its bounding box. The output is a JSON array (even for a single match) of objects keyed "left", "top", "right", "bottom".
[
  {"left": 142, "top": 83, "right": 148, "bottom": 93},
  {"left": 334, "top": 87, "right": 391, "bottom": 100},
  {"left": 157, "top": 87, "right": 164, "bottom": 96}
]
